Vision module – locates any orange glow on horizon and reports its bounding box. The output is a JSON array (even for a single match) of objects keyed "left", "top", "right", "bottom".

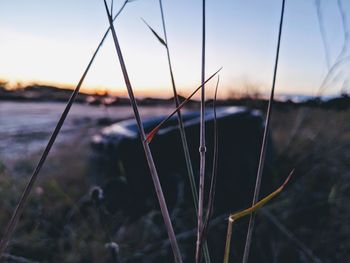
[
  {"left": 1, "top": 76, "right": 321, "bottom": 100},
  {"left": 0, "top": 77, "right": 195, "bottom": 98},
  {"left": 1, "top": 72, "right": 237, "bottom": 99}
]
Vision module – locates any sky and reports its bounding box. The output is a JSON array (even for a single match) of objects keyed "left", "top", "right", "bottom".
[{"left": 0, "top": 0, "right": 349, "bottom": 98}]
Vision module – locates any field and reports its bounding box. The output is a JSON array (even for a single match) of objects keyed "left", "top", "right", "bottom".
[
  {"left": 1, "top": 0, "right": 349, "bottom": 261},
  {"left": 1, "top": 101, "right": 349, "bottom": 262}
]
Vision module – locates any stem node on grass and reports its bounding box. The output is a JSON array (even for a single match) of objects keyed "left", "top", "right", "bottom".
[
  {"left": 200, "top": 76, "right": 220, "bottom": 248},
  {"left": 155, "top": 1, "right": 213, "bottom": 261},
  {"left": 196, "top": 0, "right": 206, "bottom": 262},
  {"left": 145, "top": 67, "right": 222, "bottom": 143}
]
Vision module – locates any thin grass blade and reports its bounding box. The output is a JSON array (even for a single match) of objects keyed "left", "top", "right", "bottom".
[
  {"left": 196, "top": 0, "right": 207, "bottom": 261},
  {"left": 224, "top": 170, "right": 294, "bottom": 263},
  {"left": 158, "top": 0, "right": 198, "bottom": 214},
  {"left": 0, "top": 2, "right": 129, "bottom": 256},
  {"left": 145, "top": 67, "right": 222, "bottom": 143},
  {"left": 157, "top": 2, "right": 211, "bottom": 261},
  {"left": 102, "top": 1, "right": 182, "bottom": 262},
  {"left": 242, "top": 0, "right": 286, "bottom": 262},
  {"left": 141, "top": 18, "right": 167, "bottom": 47},
  {"left": 200, "top": 76, "right": 220, "bottom": 246},
  {"left": 231, "top": 170, "right": 293, "bottom": 221},
  {"left": 110, "top": 0, "right": 114, "bottom": 16}
]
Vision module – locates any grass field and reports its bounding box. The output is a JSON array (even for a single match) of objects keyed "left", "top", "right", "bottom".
[{"left": 1, "top": 103, "right": 349, "bottom": 262}]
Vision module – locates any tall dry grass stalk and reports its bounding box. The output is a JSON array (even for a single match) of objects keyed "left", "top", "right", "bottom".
[
  {"left": 110, "top": 0, "right": 114, "bottom": 16},
  {"left": 157, "top": 1, "right": 212, "bottom": 261},
  {"left": 157, "top": 0, "right": 198, "bottom": 221},
  {"left": 242, "top": 0, "right": 286, "bottom": 262},
  {"left": 0, "top": 1, "right": 130, "bottom": 257},
  {"left": 200, "top": 76, "right": 220, "bottom": 246},
  {"left": 142, "top": 69, "right": 221, "bottom": 262},
  {"left": 141, "top": 6, "right": 201, "bottom": 212},
  {"left": 196, "top": 0, "right": 207, "bottom": 262},
  {"left": 102, "top": 1, "right": 183, "bottom": 262},
  {"left": 143, "top": 12, "right": 221, "bottom": 261}
]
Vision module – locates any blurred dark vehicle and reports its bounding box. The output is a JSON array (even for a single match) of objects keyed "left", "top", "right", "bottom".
[{"left": 89, "top": 107, "right": 276, "bottom": 218}]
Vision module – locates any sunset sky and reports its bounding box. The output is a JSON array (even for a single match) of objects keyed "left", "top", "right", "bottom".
[{"left": 0, "top": 0, "right": 349, "bottom": 98}]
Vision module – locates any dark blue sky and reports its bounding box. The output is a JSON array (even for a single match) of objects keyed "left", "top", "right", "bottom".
[{"left": 0, "top": 0, "right": 349, "bottom": 97}]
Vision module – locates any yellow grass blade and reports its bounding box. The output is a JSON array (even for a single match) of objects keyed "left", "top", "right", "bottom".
[{"left": 223, "top": 170, "right": 294, "bottom": 263}]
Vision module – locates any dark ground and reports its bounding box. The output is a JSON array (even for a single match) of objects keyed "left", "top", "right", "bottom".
[{"left": 0, "top": 102, "right": 349, "bottom": 262}]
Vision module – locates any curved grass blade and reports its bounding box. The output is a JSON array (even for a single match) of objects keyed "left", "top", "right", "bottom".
[
  {"left": 0, "top": 1, "right": 130, "bottom": 257},
  {"left": 145, "top": 67, "right": 222, "bottom": 143},
  {"left": 224, "top": 170, "right": 294, "bottom": 263},
  {"left": 242, "top": 0, "right": 286, "bottom": 261},
  {"left": 102, "top": 1, "right": 182, "bottom": 262}
]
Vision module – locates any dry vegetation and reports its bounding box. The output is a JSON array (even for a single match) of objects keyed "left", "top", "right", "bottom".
[
  {"left": 1, "top": 0, "right": 349, "bottom": 262},
  {"left": 1, "top": 104, "right": 349, "bottom": 262}
]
